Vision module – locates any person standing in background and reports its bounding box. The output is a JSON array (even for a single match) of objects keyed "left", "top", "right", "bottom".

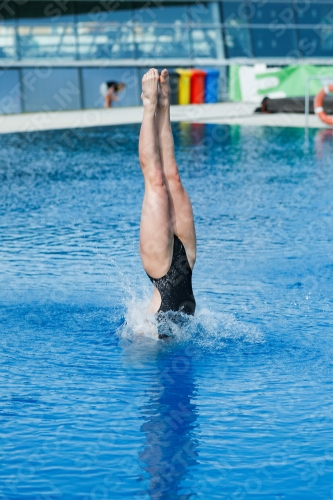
[{"left": 100, "top": 81, "right": 126, "bottom": 108}]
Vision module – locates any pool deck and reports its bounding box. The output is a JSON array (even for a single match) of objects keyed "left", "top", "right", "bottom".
[{"left": 0, "top": 101, "right": 328, "bottom": 135}]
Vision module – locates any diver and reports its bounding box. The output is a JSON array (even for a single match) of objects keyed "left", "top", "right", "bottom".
[
  {"left": 100, "top": 81, "right": 126, "bottom": 108},
  {"left": 139, "top": 68, "right": 196, "bottom": 336}
]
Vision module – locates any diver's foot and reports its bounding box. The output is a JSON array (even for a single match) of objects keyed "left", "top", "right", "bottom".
[
  {"left": 158, "top": 69, "right": 170, "bottom": 108},
  {"left": 141, "top": 68, "right": 159, "bottom": 112}
]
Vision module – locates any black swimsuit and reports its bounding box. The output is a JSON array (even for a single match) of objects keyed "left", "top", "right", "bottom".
[{"left": 147, "top": 235, "right": 196, "bottom": 317}]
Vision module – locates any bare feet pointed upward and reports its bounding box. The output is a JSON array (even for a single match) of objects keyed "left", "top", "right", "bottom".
[
  {"left": 141, "top": 68, "right": 159, "bottom": 112},
  {"left": 158, "top": 69, "right": 170, "bottom": 108}
]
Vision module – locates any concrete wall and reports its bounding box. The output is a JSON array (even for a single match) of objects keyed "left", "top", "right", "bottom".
[{"left": 0, "top": 66, "right": 143, "bottom": 114}]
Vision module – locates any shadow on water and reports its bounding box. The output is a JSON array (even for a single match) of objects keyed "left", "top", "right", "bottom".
[{"left": 138, "top": 347, "right": 198, "bottom": 500}]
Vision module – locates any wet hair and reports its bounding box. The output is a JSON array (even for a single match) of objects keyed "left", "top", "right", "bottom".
[{"left": 106, "top": 81, "right": 126, "bottom": 92}]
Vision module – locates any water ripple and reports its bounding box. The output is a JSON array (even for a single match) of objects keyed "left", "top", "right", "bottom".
[{"left": 0, "top": 125, "right": 332, "bottom": 499}]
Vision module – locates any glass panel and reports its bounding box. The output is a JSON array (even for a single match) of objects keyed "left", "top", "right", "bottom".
[
  {"left": 134, "top": 4, "right": 188, "bottom": 24},
  {"left": 21, "top": 68, "right": 80, "bottom": 112},
  {"left": 221, "top": 1, "right": 251, "bottom": 26},
  {"left": 17, "top": 1, "right": 75, "bottom": 59},
  {"left": 296, "top": 3, "right": 333, "bottom": 56},
  {"left": 251, "top": 27, "right": 298, "bottom": 57},
  {"left": 0, "top": 1, "right": 17, "bottom": 59},
  {"left": 135, "top": 25, "right": 190, "bottom": 58},
  {"left": 191, "top": 28, "right": 224, "bottom": 58},
  {"left": 296, "top": 3, "right": 333, "bottom": 25},
  {"left": 298, "top": 28, "right": 333, "bottom": 57},
  {"left": 77, "top": 1, "right": 134, "bottom": 59},
  {"left": 81, "top": 68, "right": 139, "bottom": 108},
  {"left": 0, "top": 26, "right": 16, "bottom": 59},
  {"left": 224, "top": 27, "right": 253, "bottom": 57},
  {"left": 0, "top": 1, "right": 17, "bottom": 24},
  {"left": 221, "top": 1, "right": 252, "bottom": 57},
  {"left": 0, "top": 69, "right": 21, "bottom": 114},
  {"left": 17, "top": 25, "right": 76, "bottom": 59},
  {"left": 76, "top": 1, "right": 133, "bottom": 23},
  {"left": 18, "top": 0, "right": 74, "bottom": 24},
  {"left": 189, "top": 2, "right": 221, "bottom": 25},
  {"left": 249, "top": 1, "right": 295, "bottom": 25},
  {"left": 77, "top": 23, "right": 135, "bottom": 59}
]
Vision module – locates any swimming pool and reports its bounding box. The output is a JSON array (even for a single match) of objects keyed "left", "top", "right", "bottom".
[{"left": 1, "top": 124, "right": 333, "bottom": 499}]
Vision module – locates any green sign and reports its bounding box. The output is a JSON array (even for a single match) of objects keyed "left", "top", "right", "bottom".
[{"left": 229, "top": 64, "right": 333, "bottom": 102}]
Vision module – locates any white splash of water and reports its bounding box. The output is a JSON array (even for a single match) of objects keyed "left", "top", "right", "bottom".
[
  {"left": 117, "top": 280, "right": 160, "bottom": 341},
  {"left": 117, "top": 291, "right": 264, "bottom": 351},
  {"left": 194, "top": 307, "right": 264, "bottom": 349}
]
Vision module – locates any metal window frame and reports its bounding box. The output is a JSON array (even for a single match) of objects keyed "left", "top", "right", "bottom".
[
  {"left": 2, "top": 0, "right": 333, "bottom": 115},
  {"left": 3, "top": 0, "right": 333, "bottom": 62}
]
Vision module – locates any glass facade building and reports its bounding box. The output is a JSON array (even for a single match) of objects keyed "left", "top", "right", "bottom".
[{"left": 1, "top": 0, "right": 333, "bottom": 113}]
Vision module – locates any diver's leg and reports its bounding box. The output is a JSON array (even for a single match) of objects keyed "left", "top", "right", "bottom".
[
  {"left": 107, "top": 88, "right": 113, "bottom": 108},
  {"left": 139, "top": 68, "right": 173, "bottom": 281},
  {"left": 155, "top": 69, "right": 196, "bottom": 269}
]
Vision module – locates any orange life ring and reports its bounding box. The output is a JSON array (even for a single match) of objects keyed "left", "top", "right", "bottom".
[{"left": 314, "top": 85, "right": 333, "bottom": 125}]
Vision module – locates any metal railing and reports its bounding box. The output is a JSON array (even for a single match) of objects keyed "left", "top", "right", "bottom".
[{"left": 2, "top": 57, "right": 333, "bottom": 69}]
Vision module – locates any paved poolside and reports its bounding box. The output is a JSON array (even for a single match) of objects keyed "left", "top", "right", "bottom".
[{"left": 0, "top": 101, "right": 328, "bottom": 135}]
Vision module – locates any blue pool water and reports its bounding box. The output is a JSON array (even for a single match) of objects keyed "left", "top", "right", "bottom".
[{"left": 1, "top": 124, "right": 333, "bottom": 499}]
